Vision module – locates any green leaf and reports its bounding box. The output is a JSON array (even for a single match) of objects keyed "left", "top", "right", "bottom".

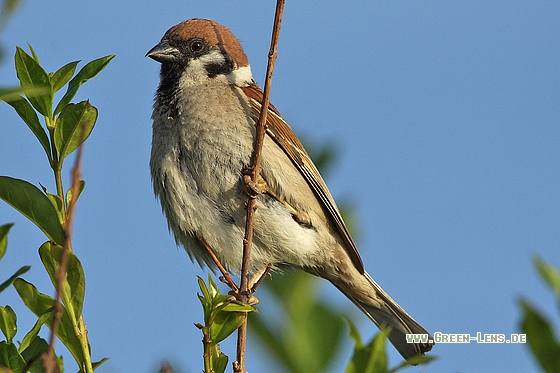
[
  {"left": 0, "top": 0, "right": 23, "bottom": 22},
  {"left": 0, "top": 86, "right": 50, "bottom": 103},
  {"left": 345, "top": 317, "right": 363, "bottom": 348},
  {"left": 65, "top": 180, "right": 86, "bottom": 209},
  {"left": 5, "top": 97, "right": 51, "bottom": 161},
  {"left": 18, "top": 332, "right": 62, "bottom": 373},
  {"left": 249, "top": 271, "right": 345, "bottom": 373},
  {"left": 0, "top": 176, "right": 65, "bottom": 245},
  {"left": 14, "top": 46, "right": 52, "bottom": 117},
  {"left": 39, "top": 242, "right": 86, "bottom": 322},
  {"left": 13, "top": 278, "right": 54, "bottom": 319},
  {"left": 0, "top": 87, "right": 21, "bottom": 101},
  {"left": 13, "top": 278, "right": 84, "bottom": 367},
  {"left": 54, "top": 355, "right": 64, "bottom": 373},
  {"left": 0, "top": 266, "right": 30, "bottom": 294},
  {"left": 0, "top": 86, "right": 24, "bottom": 102},
  {"left": 198, "top": 276, "right": 210, "bottom": 301},
  {"left": 47, "top": 193, "right": 64, "bottom": 224},
  {"left": 198, "top": 276, "right": 212, "bottom": 323},
  {"left": 92, "top": 357, "right": 109, "bottom": 370},
  {"left": 211, "top": 310, "right": 246, "bottom": 344},
  {"left": 370, "top": 330, "right": 389, "bottom": 373},
  {"left": 0, "top": 223, "right": 14, "bottom": 260},
  {"left": 20, "top": 335, "right": 48, "bottom": 367},
  {"left": 207, "top": 272, "right": 219, "bottom": 298},
  {"left": 389, "top": 355, "right": 435, "bottom": 373},
  {"left": 51, "top": 60, "right": 79, "bottom": 93},
  {"left": 211, "top": 345, "right": 228, "bottom": 373},
  {"left": 534, "top": 257, "right": 560, "bottom": 299},
  {"left": 0, "top": 306, "right": 17, "bottom": 342},
  {"left": 18, "top": 311, "right": 50, "bottom": 353},
  {"left": 219, "top": 302, "right": 255, "bottom": 313},
  {"left": 46, "top": 192, "right": 64, "bottom": 223},
  {"left": 210, "top": 294, "right": 236, "bottom": 313},
  {"left": 54, "top": 54, "right": 115, "bottom": 115},
  {"left": 27, "top": 43, "right": 39, "bottom": 63},
  {"left": 345, "top": 329, "right": 390, "bottom": 373},
  {"left": 301, "top": 302, "right": 345, "bottom": 372},
  {"left": 520, "top": 298, "right": 560, "bottom": 373},
  {"left": 0, "top": 341, "right": 26, "bottom": 373},
  {"left": 54, "top": 101, "right": 97, "bottom": 160}
]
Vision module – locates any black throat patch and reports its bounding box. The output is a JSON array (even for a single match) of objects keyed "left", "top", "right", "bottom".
[{"left": 156, "top": 63, "right": 183, "bottom": 117}]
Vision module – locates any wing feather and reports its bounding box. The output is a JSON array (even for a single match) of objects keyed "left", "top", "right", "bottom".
[{"left": 241, "top": 84, "right": 364, "bottom": 273}]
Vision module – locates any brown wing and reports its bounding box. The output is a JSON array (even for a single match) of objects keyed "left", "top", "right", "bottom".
[{"left": 241, "top": 84, "right": 364, "bottom": 273}]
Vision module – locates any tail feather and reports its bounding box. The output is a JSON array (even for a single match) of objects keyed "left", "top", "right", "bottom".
[{"left": 337, "top": 271, "right": 434, "bottom": 360}]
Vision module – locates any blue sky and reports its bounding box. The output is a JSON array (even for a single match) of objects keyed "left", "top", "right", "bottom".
[{"left": 1, "top": 1, "right": 559, "bottom": 372}]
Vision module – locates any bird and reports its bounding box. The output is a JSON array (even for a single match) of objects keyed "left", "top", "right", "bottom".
[{"left": 146, "top": 18, "right": 434, "bottom": 360}]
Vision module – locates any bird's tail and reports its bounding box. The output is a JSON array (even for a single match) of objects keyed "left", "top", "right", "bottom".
[{"left": 335, "top": 271, "right": 434, "bottom": 360}]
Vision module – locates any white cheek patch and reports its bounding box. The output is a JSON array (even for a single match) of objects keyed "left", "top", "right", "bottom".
[
  {"left": 227, "top": 65, "right": 254, "bottom": 86},
  {"left": 182, "top": 50, "right": 228, "bottom": 83},
  {"left": 180, "top": 50, "right": 253, "bottom": 87}
]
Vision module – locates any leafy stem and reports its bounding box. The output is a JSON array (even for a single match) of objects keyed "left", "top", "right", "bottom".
[
  {"left": 202, "top": 324, "right": 213, "bottom": 373},
  {"left": 0, "top": 45, "right": 114, "bottom": 372},
  {"left": 197, "top": 275, "right": 255, "bottom": 373}
]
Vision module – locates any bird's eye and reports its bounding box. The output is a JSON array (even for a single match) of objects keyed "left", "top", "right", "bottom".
[{"left": 189, "top": 39, "right": 205, "bottom": 54}]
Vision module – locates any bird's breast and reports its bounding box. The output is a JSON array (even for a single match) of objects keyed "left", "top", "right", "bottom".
[
  {"left": 179, "top": 84, "right": 254, "bottom": 197},
  {"left": 152, "top": 82, "right": 255, "bottom": 205}
]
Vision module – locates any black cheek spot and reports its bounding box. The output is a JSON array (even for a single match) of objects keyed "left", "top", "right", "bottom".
[
  {"left": 205, "top": 62, "right": 232, "bottom": 78},
  {"left": 205, "top": 52, "right": 234, "bottom": 78}
]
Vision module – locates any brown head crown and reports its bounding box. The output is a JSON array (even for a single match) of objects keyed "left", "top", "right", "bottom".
[{"left": 164, "top": 19, "right": 249, "bottom": 68}]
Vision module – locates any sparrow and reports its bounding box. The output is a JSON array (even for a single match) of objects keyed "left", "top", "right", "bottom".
[{"left": 147, "top": 18, "right": 434, "bottom": 360}]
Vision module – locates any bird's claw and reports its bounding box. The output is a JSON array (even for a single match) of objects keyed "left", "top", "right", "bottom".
[{"left": 242, "top": 168, "right": 268, "bottom": 197}]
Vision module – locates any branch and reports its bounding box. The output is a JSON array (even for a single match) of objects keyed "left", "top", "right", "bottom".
[{"left": 235, "top": 0, "right": 286, "bottom": 371}]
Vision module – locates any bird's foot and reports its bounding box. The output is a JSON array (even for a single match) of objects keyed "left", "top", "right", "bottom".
[{"left": 242, "top": 167, "right": 268, "bottom": 198}]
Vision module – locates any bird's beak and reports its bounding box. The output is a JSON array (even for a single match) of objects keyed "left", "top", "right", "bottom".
[{"left": 146, "top": 41, "right": 181, "bottom": 63}]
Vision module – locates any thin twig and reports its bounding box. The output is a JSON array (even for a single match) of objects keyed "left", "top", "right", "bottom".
[
  {"left": 197, "top": 233, "right": 239, "bottom": 292},
  {"left": 44, "top": 128, "right": 86, "bottom": 373},
  {"left": 235, "top": 1, "right": 286, "bottom": 371},
  {"left": 249, "top": 264, "right": 273, "bottom": 293}
]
